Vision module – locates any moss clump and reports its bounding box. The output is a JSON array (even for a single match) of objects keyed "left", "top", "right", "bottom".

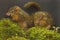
[
  {"left": 0, "top": 18, "right": 25, "bottom": 40},
  {"left": 26, "top": 27, "right": 60, "bottom": 40},
  {"left": 7, "top": 36, "right": 29, "bottom": 40}
]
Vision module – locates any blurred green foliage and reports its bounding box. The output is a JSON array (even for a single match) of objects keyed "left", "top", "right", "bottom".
[
  {"left": 26, "top": 26, "right": 60, "bottom": 40},
  {"left": 0, "top": 18, "right": 60, "bottom": 40},
  {"left": 7, "top": 36, "right": 29, "bottom": 40},
  {"left": 0, "top": 18, "right": 25, "bottom": 40}
]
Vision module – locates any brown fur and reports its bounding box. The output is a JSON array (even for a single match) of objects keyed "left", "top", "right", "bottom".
[
  {"left": 6, "top": 6, "right": 33, "bottom": 30},
  {"left": 34, "top": 11, "right": 53, "bottom": 29}
]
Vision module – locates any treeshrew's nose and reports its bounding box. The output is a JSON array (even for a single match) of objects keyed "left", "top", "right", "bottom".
[{"left": 6, "top": 12, "right": 11, "bottom": 16}]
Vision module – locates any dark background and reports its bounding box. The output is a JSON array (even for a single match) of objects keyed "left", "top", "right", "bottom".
[{"left": 0, "top": 0, "right": 59, "bottom": 26}]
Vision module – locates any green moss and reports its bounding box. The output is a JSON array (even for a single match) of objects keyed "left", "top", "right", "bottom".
[
  {"left": 0, "top": 18, "right": 60, "bottom": 40},
  {"left": 7, "top": 36, "right": 29, "bottom": 40},
  {"left": 26, "top": 27, "right": 60, "bottom": 40},
  {"left": 0, "top": 18, "right": 25, "bottom": 40}
]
